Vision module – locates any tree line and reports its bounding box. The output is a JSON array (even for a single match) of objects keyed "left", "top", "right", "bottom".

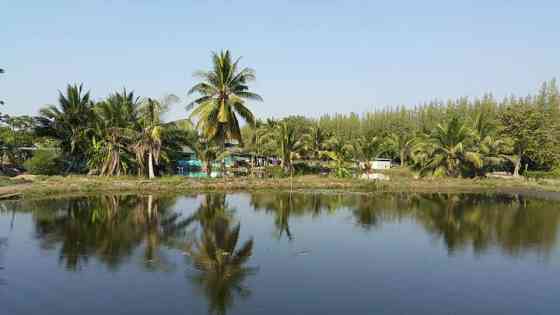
[
  {"left": 1, "top": 53, "right": 559, "bottom": 178},
  {"left": 242, "top": 80, "right": 560, "bottom": 177}
]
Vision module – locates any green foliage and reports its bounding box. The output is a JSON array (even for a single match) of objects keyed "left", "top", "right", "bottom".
[
  {"left": 240, "top": 79, "right": 559, "bottom": 178},
  {"left": 265, "top": 165, "right": 285, "bottom": 178},
  {"left": 292, "top": 162, "right": 323, "bottom": 175},
  {"left": 187, "top": 50, "right": 262, "bottom": 146},
  {"left": 36, "top": 84, "right": 95, "bottom": 171},
  {"left": 416, "top": 116, "right": 483, "bottom": 177},
  {"left": 37, "top": 85, "right": 192, "bottom": 178},
  {"left": 23, "top": 150, "right": 62, "bottom": 175},
  {"left": 264, "top": 117, "right": 311, "bottom": 173}
]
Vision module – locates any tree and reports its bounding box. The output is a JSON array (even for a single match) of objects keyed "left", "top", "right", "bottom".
[
  {"left": 2, "top": 115, "right": 35, "bottom": 165},
  {"left": 194, "top": 138, "right": 220, "bottom": 177},
  {"left": 384, "top": 132, "right": 415, "bottom": 167},
  {"left": 479, "top": 136, "right": 516, "bottom": 174},
  {"left": 499, "top": 101, "right": 559, "bottom": 175},
  {"left": 353, "top": 134, "right": 385, "bottom": 174},
  {"left": 270, "top": 119, "right": 309, "bottom": 173},
  {"left": 324, "top": 135, "right": 354, "bottom": 178},
  {"left": 36, "top": 84, "right": 95, "bottom": 171},
  {"left": 419, "top": 117, "right": 483, "bottom": 177},
  {"left": 308, "top": 123, "right": 331, "bottom": 160},
  {"left": 88, "top": 89, "right": 140, "bottom": 176},
  {"left": 187, "top": 50, "right": 262, "bottom": 148},
  {"left": 132, "top": 98, "right": 164, "bottom": 178}
]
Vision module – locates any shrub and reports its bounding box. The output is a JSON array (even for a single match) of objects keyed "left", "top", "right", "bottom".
[
  {"left": 265, "top": 165, "right": 285, "bottom": 178},
  {"left": 23, "top": 150, "right": 62, "bottom": 175},
  {"left": 293, "top": 162, "right": 323, "bottom": 175}
]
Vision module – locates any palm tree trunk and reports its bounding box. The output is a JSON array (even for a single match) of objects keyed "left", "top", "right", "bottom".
[
  {"left": 148, "top": 151, "right": 155, "bottom": 179},
  {"left": 513, "top": 157, "right": 521, "bottom": 177},
  {"left": 513, "top": 154, "right": 521, "bottom": 177},
  {"left": 400, "top": 151, "right": 405, "bottom": 167},
  {"left": 206, "top": 160, "right": 213, "bottom": 177}
]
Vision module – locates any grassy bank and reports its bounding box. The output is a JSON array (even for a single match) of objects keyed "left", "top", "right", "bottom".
[{"left": 2, "top": 172, "right": 560, "bottom": 200}]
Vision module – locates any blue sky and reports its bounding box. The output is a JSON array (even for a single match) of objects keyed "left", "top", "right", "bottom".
[{"left": 2, "top": 0, "right": 560, "bottom": 121}]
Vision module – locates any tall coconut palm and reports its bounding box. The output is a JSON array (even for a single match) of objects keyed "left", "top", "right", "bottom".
[
  {"left": 187, "top": 50, "right": 262, "bottom": 149},
  {"left": 37, "top": 84, "right": 95, "bottom": 171},
  {"left": 420, "top": 117, "right": 483, "bottom": 177},
  {"left": 132, "top": 98, "right": 164, "bottom": 178}
]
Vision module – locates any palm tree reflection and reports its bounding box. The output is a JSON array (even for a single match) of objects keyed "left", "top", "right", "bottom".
[
  {"left": 32, "top": 195, "right": 191, "bottom": 271},
  {"left": 185, "top": 217, "right": 256, "bottom": 315},
  {"left": 0, "top": 237, "right": 6, "bottom": 285}
]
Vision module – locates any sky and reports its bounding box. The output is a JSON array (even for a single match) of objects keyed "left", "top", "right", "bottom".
[{"left": 2, "top": 0, "right": 560, "bottom": 122}]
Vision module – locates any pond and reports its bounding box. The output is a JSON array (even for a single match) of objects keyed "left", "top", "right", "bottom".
[{"left": 1, "top": 192, "right": 559, "bottom": 314}]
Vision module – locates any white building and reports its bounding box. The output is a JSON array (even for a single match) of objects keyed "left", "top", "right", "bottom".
[{"left": 371, "top": 158, "right": 392, "bottom": 170}]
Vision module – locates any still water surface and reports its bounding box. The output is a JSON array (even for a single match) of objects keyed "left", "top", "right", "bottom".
[{"left": 1, "top": 192, "right": 559, "bottom": 314}]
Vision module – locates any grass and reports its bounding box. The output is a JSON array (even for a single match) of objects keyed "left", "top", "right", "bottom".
[{"left": 2, "top": 170, "right": 560, "bottom": 200}]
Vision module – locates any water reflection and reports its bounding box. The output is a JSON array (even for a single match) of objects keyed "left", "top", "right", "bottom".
[
  {"left": 0, "top": 237, "right": 6, "bottom": 285},
  {"left": 410, "top": 194, "right": 560, "bottom": 256},
  {"left": 184, "top": 194, "right": 235, "bottom": 230},
  {"left": 250, "top": 192, "right": 346, "bottom": 240},
  {"left": 185, "top": 217, "right": 256, "bottom": 315},
  {"left": 8, "top": 192, "right": 560, "bottom": 261},
  {"left": 2, "top": 191, "right": 560, "bottom": 314},
  {"left": 29, "top": 195, "right": 191, "bottom": 271},
  {"left": 250, "top": 192, "right": 560, "bottom": 256}
]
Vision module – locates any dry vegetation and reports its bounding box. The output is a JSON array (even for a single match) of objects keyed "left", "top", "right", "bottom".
[{"left": 2, "top": 171, "right": 560, "bottom": 200}]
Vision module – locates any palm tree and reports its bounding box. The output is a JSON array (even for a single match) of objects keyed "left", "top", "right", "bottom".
[
  {"left": 479, "top": 136, "right": 516, "bottom": 174},
  {"left": 37, "top": 84, "right": 95, "bottom": 171},
  {"left": 247, "top": 118, "right": 277, "bottom": 157},
  {"left": 272, "top": 120, "right": 309, "bottom": 173},
  {"left": 308, "top": 123, "right": 331, "bottom": 161},
  {"left": 187, "top": 50, "right": 262, "bottom": 149},
  {"left": 185, "top": 217, "right": 256, "bottom": 315},
  {"left": 385, "top": 132, "right": 415, "bottom": 167},
  {"left": 419, "top": 117, "right": 483, "bottom": 177},
  {"left": 353, "top": 135, "right": 384, "bottom": 174},
  {"left": 132, "top": 98, "right": 164, "bottom": 178},
  {"left": 88, "top": 89, "right": 141, "bottom": 176},
  {"left": 88, "top": 127, "right": 133, "bottom": 176},
  {"left": 324, "top": 136, "right": 354, "bottom": 178},
  {"left": 94, "top": 88, "right": 140, "bottom": 129}
]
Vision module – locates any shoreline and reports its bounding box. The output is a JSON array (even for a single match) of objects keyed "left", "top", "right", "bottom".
[{"left": 2, "top": 175, "right": 560, "bottom": 201}]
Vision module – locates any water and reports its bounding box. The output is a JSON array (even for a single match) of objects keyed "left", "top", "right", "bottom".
[{"left": 1, "top": 192, "right": 559, "bottom": 315}]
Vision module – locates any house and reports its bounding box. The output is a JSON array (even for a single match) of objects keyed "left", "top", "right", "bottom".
[{"left": 371, "top": 158, "right": 392, "bottom": 170}]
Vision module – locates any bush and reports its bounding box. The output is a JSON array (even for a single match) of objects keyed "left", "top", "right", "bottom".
[
  {"left": 265, "top": 165, "right": 286, "bottom": 178},
  {"left": 293, "top": 162, "right": 324, "bottom": 175},
  {"left": 23, "top": 150, "right": 62, "bottom": 175}
]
